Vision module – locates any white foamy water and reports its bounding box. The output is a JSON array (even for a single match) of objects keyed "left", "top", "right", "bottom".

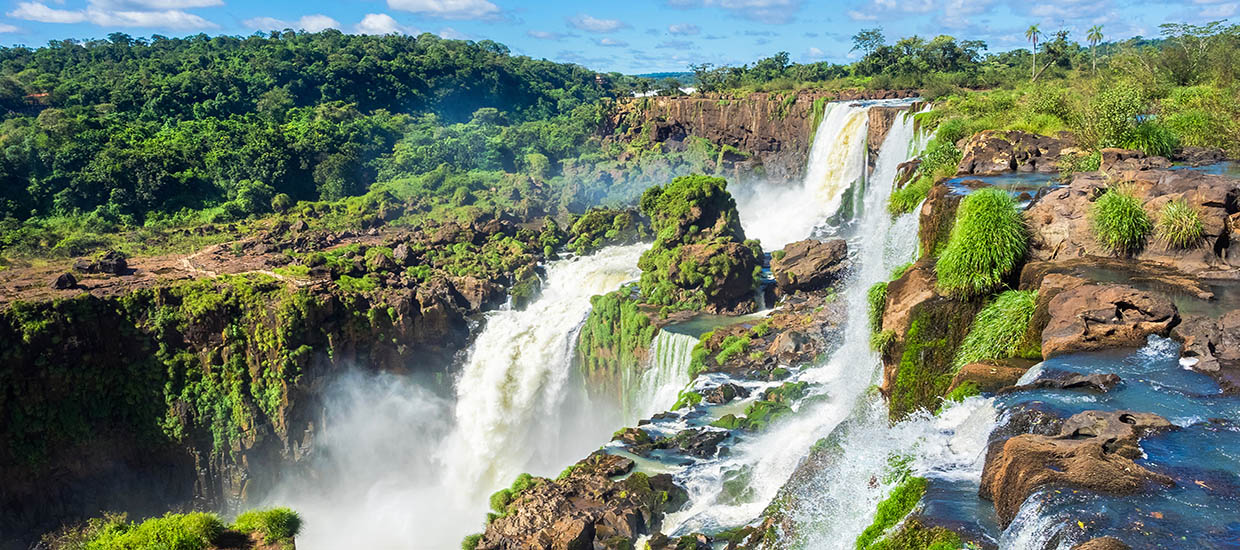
[
  {"left": 270, "top": 245, "right": 646, "bottom": 550},
  {"left": 661, "top": 104, "right": 927, "bottom": 535},
  {"left": 627, "top": 329, "right": 698, "bottom": 425}
]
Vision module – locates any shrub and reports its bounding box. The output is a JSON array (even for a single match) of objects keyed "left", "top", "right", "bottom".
[
  {"left": 935, "top": 188, "right": 1028, "bottom": 298},
  {"left": 952, "top": 290, "right": 1039, "bottom": 369},
  {"left": 462, "top": 534, "right": 483, "bottom": 550},
  {"left": 888, "top": 175, "right": 932, "bottom": 215},
  {"left": 1057, "top": 151, "right": 1101, "bottom": 182},
  {"left": 870, "top": 330, "right": 896, "bottom": 353},
  {"left": 1156, "top": 199, "right": 1204, "bottom": 249},
  {"left": 867, "top": 282, "right": 888, "bottom": 333},
  {"left": 489, "top": 488, "right": 514, "bottom": 513},
  {"left": 1122, "top": 122, "right": 1178, "bottom": 157},
  {"left": 1091, "top": 187, "right": 1152, "bottom": 255},
  {"left": 84, "top": 512, "right": 224, "bottom": 550},
  {"left": 232, "top": 507, "right": 301, "bottom": 543}
]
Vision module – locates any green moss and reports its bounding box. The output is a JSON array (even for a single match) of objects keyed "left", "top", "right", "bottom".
[
  {"left": 1091, "top": 186, "right": 1152, "bottom": 255},
  {"left": 576, "top": 288, "right": 658, "bottom": 401},
  {"left": 714, "top": 335, "right": 752, "bottom": 364},
  {"left": 855, "top": 476, "right": 929, "bottom": 550},
  {"left": 870, "top": 330, "right": 897, "bottom": 353},
  {"left": 935, "top": 188, "right": 1028, "bottom": 298},
  {"left": 1156, "top": 199, "right": 1204, "bottom": 249},
  {"left": 868, "top": 282, "right": 889, "bottom": 334},
  {"left": 944, "top": 381, "right": 981, "bottom": 402},
  {"left": 888, "top": 175, "right": 933, "bottom": 215},
  {"left": 462, "top": 534, "right": 483, "bottom": 550},
  {"left": 888, "top": 298, "right": 979, "bottom": 419},
  {"left": 672, "top": 391, "right": 703, "bottom": 410},
  {"left": 952, "top": 290, "right": 1040, "bottom": 369}
]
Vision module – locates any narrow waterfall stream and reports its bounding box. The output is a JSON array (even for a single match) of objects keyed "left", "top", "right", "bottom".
[{"left": 627, "top": 329, "right": 699, "bottom": 425}]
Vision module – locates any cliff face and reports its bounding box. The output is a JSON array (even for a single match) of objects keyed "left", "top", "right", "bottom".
[{"left": 607, "top": 89, "right": 919, "bottom": 183}]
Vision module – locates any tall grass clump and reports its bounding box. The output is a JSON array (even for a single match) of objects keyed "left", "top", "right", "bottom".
[
  {"left": 1156, "top": 199, "right": 1205, "bottom": 249},
  {"left": 867, "top": 282, "right": 888, "bottom": 333},
  {"left": 952, "top": 290, "right": 1040, "bottom": 369},
  {"left": 232, "top": 507, "right": 301, "bottom": 543},
  {"left": 1091, "top": 187, "right": 1152, "bottom": 255},
  {"left": 935, "top": 188, "right": 1028, "bottom": 298},
  {"left": 1122, "top": 122, "right": 1178, "bottom": 157},
  {"left": 81, "top": 512, "right": 224, "bottom": 550}
]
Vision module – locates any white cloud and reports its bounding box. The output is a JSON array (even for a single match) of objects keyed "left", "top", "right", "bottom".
[
  {"left": 805, "top": 46, "right": 825, "bottom": 60},
  {"left": 0, "top": 23, "right": 19, "bottom": 32},
  {"left": 243, "top": 14, "right": 339, "bottom": 32},
  {"left": 437, "top": 26, "right": 469, "bottom": 39},
  {"left": 668, "top": 23, "right": 700, "bottom": 35},
  {"left": 91, "top": 0, "right": 222, "bottom": 8},
  {"left": 10, "top": 0, "right": 217, "bottom": 28},
  {"left": 567, "top": 13, "right": 627, "bottom": 32},
  {"left": 9, "top": 2, "right": 88, "bottom": 23},
  {"left": 846, "top": 9, "right": 877, "bottom": 20},
  {"left": 1201, "top": 1, "right": 1237, "bottom": 16},
  {"left": 386, "top": 0, "right": 499, "bottom": 20},
  {"left": 356, "top": 13, "right": 415, "bottom": 34},
  {"left": 596, "top": 37, "right": 628, "bottom": 47},
  {"left": 527, "top": 30, "right": 571, "bottom": 40}
]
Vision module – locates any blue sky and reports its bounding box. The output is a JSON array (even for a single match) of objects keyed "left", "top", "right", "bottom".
[{"left": 0, "top": 0, "right": 1234, "bottom": 73}]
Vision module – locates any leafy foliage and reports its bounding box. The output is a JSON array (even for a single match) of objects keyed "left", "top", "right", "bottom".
[
  {"left": 952, "top": 290, "right": 1040, "bottom": 369},
  {"left": 1121, "top": 121, "right": 1178, "bottom": 157},
  {"left": 1091, "top": 187, "right": 1152, "bottom": 255},
  {"left": 935, "top": 188, "right": 1028, "bottom": 298},
  {"left": 232, "top": 507, "right": 302, "bottom": 544},
  {"left": 867, "top": 282, "right": 888, "bottom": 334},
  {"left": 1156, "top": 199, "right": 1205, "bottom": 249}
]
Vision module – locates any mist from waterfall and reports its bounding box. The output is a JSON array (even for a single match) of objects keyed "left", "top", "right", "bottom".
[{"left": 267, "top": 245, "right": 646, "bottom": 550}]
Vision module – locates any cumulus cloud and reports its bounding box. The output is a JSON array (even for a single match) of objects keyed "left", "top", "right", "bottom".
[
  {"left": 596, "top": 37, "right": 628, "bottom": 47},
  {"left": 567, "top": 13, "right": 627, "bottom": 32},
  {"left": 438, "top": 26, "right": 469, "bottom": 39},
  {"left": 91, "top": 0, "right": 222, "bottom": 8},
  {"left": 386, "top": 0, "right": 499, "bottom": 20},
  {"left": 242, "top": 14, "right": 339, "bottom": 32},
  {"left": 9, "top": 1, "right": 219, "bottom": 28},
  {"left": 355, "top": 13, "right": 416, "bottom": 34},
  {"left": 527, "top": 30, "right": 573, "bottom": 40},
  {"left": 0, "top": 23, "right": 19, "bottom": 32},
  {"left": 804, "top": 46, "right": 825, "bottom": 60},
  {"left": 666, "top": 0, "right": 804, "bottom": 24},
  {"left": 656, "top": 39, "right": 694, "bottom": 48},
  {"left": 668, "top": 23, "right": 700, "bottom": 35},
  {"left": 1201, "top": 1, "right": 1237, "bottom": 16}
]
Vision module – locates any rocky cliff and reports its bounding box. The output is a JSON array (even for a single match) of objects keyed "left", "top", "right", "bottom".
[{"left": 607, "top": 90, "right": 919, "bottom": 183}]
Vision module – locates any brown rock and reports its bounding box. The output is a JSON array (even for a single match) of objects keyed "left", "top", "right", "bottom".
[
  {"left": 1100, "top": 148, "right": 1171, "bottom": 173},
  {"left": 449, "top": 276, "right": 505, "bottom": 313},
  {"left": 703, "top": 383, "right": 750, "bottom": 405},
  {"left": 1040, "top": 280, "right": 1179, "bottom": 358},
  {"left": 771, "top": 238, "right": 848, "bottom": 295},
  {"left": 948, "top": 362, "right": 1029, "bottom": 394},
  {"left": 979, "top": 410, "right": 1174, "bottom": 527},
  {"left": 919, "top": 183, "right": 963, "bottom": 257},
  {"left": 51, "top": 272, "right": 77, "bottom": 290},
  {"left": 957, "top": 130, "right": 1067, "bottom": 175},
  {"left": 392, "top": 243, "right": 413, "bottom": 266},
  {"left": 1072, "top": 537, "right": 1132, "bottom": 550},
  {"left": 998, "top": 373, "right": 1122, "bottom": 395},
  {"left": 1171, "top": 146, "right": 1226, "bottom": 166}
]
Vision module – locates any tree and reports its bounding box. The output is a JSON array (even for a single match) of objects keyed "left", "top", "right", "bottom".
[
  {"left": 851, "top": 28, "right": 885, "bottom": 55},
  {"left": 1088, "top": 25, "right": 1104, "bottom": 72},
  {"left": 1025, "top": 24, "right": 1042, "bottom": 80}
]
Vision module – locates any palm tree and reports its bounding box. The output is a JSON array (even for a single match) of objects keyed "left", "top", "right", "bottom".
[
  {"left": 1088, "top": 25, "right": 1104, "bottom": 73},
  {"left": 1025, "top": 24, "right": 1042, "bottom": 80}
]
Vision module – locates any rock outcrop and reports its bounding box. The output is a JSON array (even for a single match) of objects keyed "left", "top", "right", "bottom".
[
  {"left": 980, "top": 410, "right": 1174, "bottom": 527},
  {"left": 956, "top": 130, "right": 1070, "bottom": 175},
  {"left": 1036, "top": 275, "right": 1179, "bottom": 358},
  {"left": 477, "top": 453, "right": 686, "bottom": 550},
  {"left": 770, "top": 238, "right": 848, "bottom": 295}
]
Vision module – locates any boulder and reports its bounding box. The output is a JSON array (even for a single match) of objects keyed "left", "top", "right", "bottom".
[
  {"left": 448, "top": 276, "right": 506, "bottom": 313},
  {"left": 72, "top": 250, "right": 129, "bottom": 275},
  {"left": 948, "top": 362, "right": 1029, "bottom": 394},
  {"left": 1172, "top": 146, "right": 1226, "bottom": 166},
  {"left": 1039, "top": 278, "right": 1179, "bottom": 358},
  {"left": 1072, "top": 537, "right": 1131, "bottom": 550},
  {"left": 1171, "top": 311, "right": 1240, "bottom": 394},
  {"left": 703, "top": 383, "right": 750, "bottom": 405},
  {"left": 392, "top": 243, "right": 413, "bottom": 266},
  {"left": 771, "top": 238, "right": 848, "bottom": 295},
  {"left": 997, "top": 372, "right": 1122, "bottom": 395},
  {"left": 50, "top": 272, "right": 77, "bottom": 290},
  {"left": 979, "top": 410, "right": 1174, "bottom": 527},
  {"left": 956, "top": 130, "right": 1067, "bottom": 175},
  {"left": 1100, "top": 148, "right": 1171, "bottom": 173}
]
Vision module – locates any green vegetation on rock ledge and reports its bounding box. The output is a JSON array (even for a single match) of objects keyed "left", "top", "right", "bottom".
[
  {"left": 1091, "top": 186, "right": 1153, "bottom": 255},
  {"left": 40, "top": 507, "right": 300, "bottom": 550},
  {"left": 935, "top": 188, "right": 1028, "bottom": 298},
  {"left": 1155, "top": 199, "right": 1204, "bottom": 250},
  {"left": 953, "top": 290, "right": 1041, "bottom": 369}
]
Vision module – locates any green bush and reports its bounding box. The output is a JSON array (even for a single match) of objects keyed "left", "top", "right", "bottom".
[
  {"left": 935, "top": 188, "right": 1028, "bottom": 298},
  {"left": 888, "top": 175, "right": 932, "bottom": 215},
  {"left": 867, "top": 282, "right": 888, "bottom": 333},
  {"left": 83, "top": 512, "right": 224, "bottom": 550},
  {"left": 1156, "top": 199, "right": 1204, "bottom": 249},
  {"left": 870, "top": 330, "right": 896, "bottom": 353},
  {"left": 1122, "top": 122, "right": 1178, "bottom": 157},
  {"left": 1057, "top": 151, "right": 1101, "bottom": 182},
  {"left": 1091, "top": 187, "right": 1152, "bottom": 255},
  {"left": 952, "top": 290, "right": 1039, "bottom": 369},
  {"left": 462, "top": 534, "right": 483, "bottom": 550},
  {"left": 232, "top": 507, "right": 302, "bottom": 543}
]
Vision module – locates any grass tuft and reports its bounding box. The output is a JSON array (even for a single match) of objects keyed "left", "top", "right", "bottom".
[
  {"left": 867, "top": 282, "right": 888, "bottom": 334},
  {"left": 934, "top": 188, "right": 1027, "bottom": 298},
  {"left": 232, "top": 507, "right": 301, "bottom": 544},
  {"left": 952, "top": 290, "right": 1039, "bottom": 369},
  {"left": 1156, "top": 199, "right": 1205, "bottom": 250},
  {"left": 1091, "top": 186, "right": 1152, "bottom": 255}
]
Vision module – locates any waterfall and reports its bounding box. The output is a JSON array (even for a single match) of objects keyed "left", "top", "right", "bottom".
[
  {"left": 270, "top": 245, "right": 646, "bottom": 550},
  {"left": 626, "top": 329, "right": 698, "bottom": 424},
  {"left": 734, "top": 102, "right": 870, "bottom": 250},
  {"left": 661, "top": 103, "right": 926, "bottom": 535},
  {"left": 444, "top": 244, "right": 646, "bottom": 496}
]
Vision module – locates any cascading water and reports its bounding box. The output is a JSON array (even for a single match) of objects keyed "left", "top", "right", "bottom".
[
  {"left": 269, "top": 244, "right": 646, "bottom": 550},
  {"left": 444, "top": 244, "right": 646, "bottom": 496},
  {"left": 626, "top": 329, "right": 698, "bottom": 425},
  {"left": 661, "top": 103, "right": 927, "bottom": 535},
  {"left": 734, "top": 102, "right": 870, "bottom": 250}
]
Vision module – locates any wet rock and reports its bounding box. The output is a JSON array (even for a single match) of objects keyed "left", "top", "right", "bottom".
[
  {"left": 1039, "top": 277, "right": 1179, "bottom": 358},
  {"left": 703, "top": 383, "right": 750, "bottom": 405},
  {"left": 919, "top": 184, "right": 963, "bottom": 258},
  {"left": 612, "top": 427, "right": 653, "bottom": 447},
  {"left": 998, "top": 372, "right": 1122, "bottom": 395},
  {"left": 1100, "top": 148, "right": 1171, "bottom": 173},
  {"left": 50, "top": 272, "right": 77, "bottom": 290},
  {"left": 478, "top": 452, "right": 686, "bottom": 550},
  {"left": 639, "top": 428, "right": 729, "bottom": 459},
  {"left": 980, "top": 410, "right": 1175, "bottom": 527},
  {"left": 956, "top": 130, "right": 1068, "bottom": 175},
  {"left": 1172, "top": 146, "right": 1226, "bottom": 166},
  {"left": 448, "top": 276, "right": 506, "bottom": 313},
  {"left": 949, "top": 361, "right": 1030, "bottom": 394},
  {"left": 1072, "top": 537, "right": 1132, "bottom": 550},
  {"left": 392, "top": 243, "right": 413, "bottom": 266},
  {"left": 289, "top": 220, "right": 309, "bottom": 232},
  {"left": 771, "top": 238, "right": 847, "bottom": 295},
  {"left": 73, "top": 250, "right": 129, "bottom": 275},
  {"left": 648, "top": 533, "right": 712, "bottom": 550}
]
